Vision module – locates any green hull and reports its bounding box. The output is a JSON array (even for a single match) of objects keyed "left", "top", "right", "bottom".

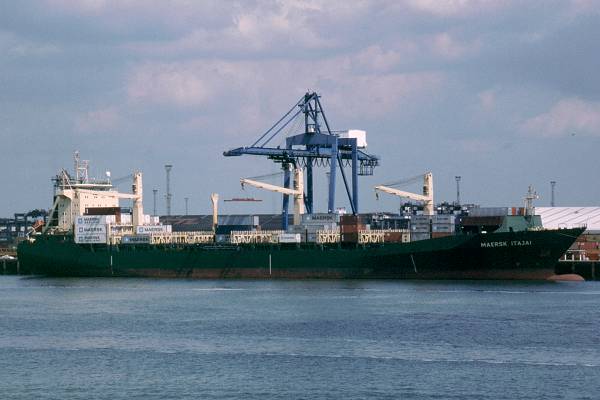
[{"left": 17, "top": 228, "right": 584, "bottom": 280}]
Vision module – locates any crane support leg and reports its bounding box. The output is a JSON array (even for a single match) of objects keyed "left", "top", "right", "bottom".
[
  {"left": 337, "top": 155, "right": 356, "bottom": 215},
  {"left": 351, "top": 141, "right": 359, "bottom": 214},
  {"left": 282, "top": 167, "right": 291, "bottom": 230},
  {"left": 328, "top": 137, "right": 338, "bottom": 213},
  {"left": 306, "top": 159, "right": 313, "bottom": 214}
]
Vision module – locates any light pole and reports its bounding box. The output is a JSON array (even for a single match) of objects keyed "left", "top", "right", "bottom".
[
  {"left": 152, "top": 189, "right": 158, "bottom": 216},
  {"left": 455, "top": 176, "right": 461, "bottom": 205}
]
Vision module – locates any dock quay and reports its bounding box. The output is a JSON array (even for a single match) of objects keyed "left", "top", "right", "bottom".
[{"left": 555, "top": 260, "right": 599, "bottom": 281}]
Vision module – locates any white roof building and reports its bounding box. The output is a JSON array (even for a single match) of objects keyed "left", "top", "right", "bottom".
[{"left": 535, "top": 207, "right": 600, "bottom": 231}]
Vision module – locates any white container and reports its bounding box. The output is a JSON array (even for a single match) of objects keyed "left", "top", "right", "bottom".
[
  {"left": 339, "top": 129, "right": 367, "bottom": 148},
  {"left": 121, "top": 235, "right": 151, "bottom": 244},
  {"left": 136, "top": 225, "right": 172, "bottom": 234},
  {"left": 76, "top": 215, "right": 111, "bottom": 225},
  {"left": 121, "top": 214, "right": 132, "bottom": 224},
  {"left": 302, "top": 213, "right": 340, "bottom": 224},
  {"left": 74, "top": 223, "right": 107, "bottom": 244},
  {"left": 278, "top": 233, "right": 301, "bottom": 243}
]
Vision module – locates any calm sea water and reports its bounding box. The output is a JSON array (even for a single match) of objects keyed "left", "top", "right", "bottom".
[{"left": 1, "top": 276, "right": 599, "bottom": 399}]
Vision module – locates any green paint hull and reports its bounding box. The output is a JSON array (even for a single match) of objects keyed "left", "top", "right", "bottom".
[{"left": 17, "top": 228, "right": 584, "bottom": 280}]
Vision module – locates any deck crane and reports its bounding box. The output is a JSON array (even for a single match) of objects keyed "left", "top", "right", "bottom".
[
  {"left": 241, "top": 167, "right": 305, "bottom": 226},
  {"left": 224, "top": 92, "right": 380, "bottom": 229},
  {"left": 375, "top": 172, "right": 434, "bottom": 215}
]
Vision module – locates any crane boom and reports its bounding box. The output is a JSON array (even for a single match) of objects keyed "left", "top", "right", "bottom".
[
  {"left": 374, "top": 186, "right": 430, "bottom": 202},
  {"left": 375, "top": 172, "right": 434, "bottom": 215},
  {"left": 241, "top": 168, "right": 305, "bottom": 225},
  {"left": 240, "top": 179, "right": 300, "bottom": 196}
]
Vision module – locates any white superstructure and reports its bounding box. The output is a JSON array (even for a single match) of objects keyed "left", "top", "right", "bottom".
[{"left": 46, "top": 152, "right": 148, "bottom": 235}]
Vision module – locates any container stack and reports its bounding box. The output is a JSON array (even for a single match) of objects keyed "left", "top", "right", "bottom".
[
  {"left": 289, "top": 213, "right": 339, "bottom": 242},
  {"left": 431, "top": 215, "right": 455, "bottom": 238},
  {"left": 410, "top": 215, "right": 431, "bottom": 241},
  {"left": 574, "top": 234, "right": 600, "bottom": 261},
  {"left": 215, "top": 215, "right": 259, "bottom": 236},
  {"left": 340, "top": 215, "right": 365, "bottom": 243},
  {"left": 411, "top": 215, "right": 456, "bottom": 240}
]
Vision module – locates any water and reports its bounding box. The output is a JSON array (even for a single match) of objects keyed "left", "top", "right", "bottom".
[{"left": 1, "top": 277, "right": 599, "bottom": 399}]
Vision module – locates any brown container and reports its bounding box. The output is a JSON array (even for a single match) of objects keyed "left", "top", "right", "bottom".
[
  {"left": 340, "top": 224, "right": 365, "bottom": 233},
  {"left": 340, "top": 215, "right": 360, "bottom": 225},
  {"left": 384, "top": 232, "right": 404, "bottom": 243},
  {"left": 85, "top": 207, "right": 120, "bottom": 215},
  {"left": 578, "top": 242, "right": 598, "bottom": 250},
  {"left": 431, "top": 232, "right": 452, "bottom": 239}
]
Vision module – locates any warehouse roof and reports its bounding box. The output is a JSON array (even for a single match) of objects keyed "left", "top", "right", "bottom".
[{"left": 535, "top": 207, "right": 600, "bottom": 231}]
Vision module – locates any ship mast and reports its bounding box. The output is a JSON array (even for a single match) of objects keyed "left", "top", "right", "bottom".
[{"left": 524, "top": 185, "right": 539, "bottom": 216}]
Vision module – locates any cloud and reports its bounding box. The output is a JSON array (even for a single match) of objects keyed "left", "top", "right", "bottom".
[
  {"left": 0, "top": 31, "right": 60, "bottom": 58},
  {"left": 127, "top": 64, "right": 212, "bottom": 107},
  {"left": 431, "top": 32, "right": 480, "bottom": 60},
  {"left": 478, "top": 89, "right": 496, "bottom": 111},
  {"left": 352, "top": 45, "right": 408, "bottom": 72},
  {"left": 520, "top": 98, "right": 600, "bottom": 137},
  {"left": 404, "top": 0, "right": 509, "bottom": 17},
  {"left": 455, "top": 138, "right": 494, "bottom": 154},
  {"left": 124, "top": 55, "right": 445, "bottom": 123},
  {"left": 75, "top": 106, "right": 120, "bottom": 133}
]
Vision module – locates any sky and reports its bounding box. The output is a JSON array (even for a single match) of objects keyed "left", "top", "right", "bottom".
[{"left": 1, "top": 0, "right": 600, "bottom": 216}]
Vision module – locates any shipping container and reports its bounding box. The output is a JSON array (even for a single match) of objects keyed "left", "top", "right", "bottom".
[
  {"left": 383, "top": 231, "right": 411, "bottom": 243},
  {"left": 121, "top": 235, "right": 151, "bottom": 244},
  {"left": 338, "top": 129, "right": 367, "bottom": 148},
  {"left": 278, "top": 233, "right": 301, "bottom": 243},
  {"left": 340, "top": 215, "right": 360, "bottom": 225},
  {"left": 411, "top": 233, "right": 431, "bottom": 242},
  {"left": 136, "top": 225, "right": 172, "bottom": 234},
  {"left": 216, "top": 225, "right": 253, "bottom": 235},
  {"left": 431, "top": 215, "right": 455, "bottom": 224},
  {"left": 74, "top": 223, "right": 107, "bottom": 244},
  {"left": 431, "top": 232, "right": 452, "bottom": 238},
  {"left": 432, "top": 223, "right": 455, "bottom": 233},
  {"left": 301, "top": 213, "right": 340, "bottom": 224},
  {"left": 75, "top": 215, "right": 114, "bottom": 225},
  {"left": 218, "top": 215, "right": 259, "bottom": 226},
  {"left": 469, "top": 207, "right": 508, "bottom": 217},
  {"left": 84, "top": 207, "right": 120, "bottom": 216}
]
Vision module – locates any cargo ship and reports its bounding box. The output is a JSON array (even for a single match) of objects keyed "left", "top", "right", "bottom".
[
  {"left": 16, "top": 94, "right": 586, "bottom": 280},
  {"left": 16, "top": 153, "right": 584, "bottom": 280},
  {"left": 18, "top": 226, "right": 584, "bottom": 280}
]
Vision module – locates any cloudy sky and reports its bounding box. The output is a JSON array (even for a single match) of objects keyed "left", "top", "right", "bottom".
[{"left": 1, "top": 0, "right": 599, "bottom": 216}]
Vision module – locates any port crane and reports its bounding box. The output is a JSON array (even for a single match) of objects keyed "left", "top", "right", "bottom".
[
  {"left": 375, "top": 172, "right": 434, "bottom": 215},
  {"left": 241, "top": 167, "right": 305, "bottom": 225},
  {"left": 224, "top": 92, "right": 379, "bottom": 229}
]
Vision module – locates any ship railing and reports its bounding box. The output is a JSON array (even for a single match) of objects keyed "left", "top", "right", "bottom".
[
  {"left": 561, "top": 250, "right": 588, "bottom": 262},
  {"left": 109, "top": 231, "right": 215, "bottom": 245},
  {"left": 360, "top": 229, "right": 410, "bottom": 244},
  {"left": 316, "top": 230, "right": 340, "bottom": 244},
  {"left": 230, "top": 230, "right": 284, "bottom": 244}
]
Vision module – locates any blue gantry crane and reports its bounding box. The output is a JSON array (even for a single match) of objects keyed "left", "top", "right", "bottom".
[{"left": 223, "top": 92, "right": 379, "bottom": 229}]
